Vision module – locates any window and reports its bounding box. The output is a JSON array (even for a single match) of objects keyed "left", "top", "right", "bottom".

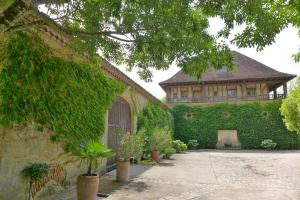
[
  {"left": 173, "top": 92, "right": 178, "bottom": 99},
  {"left": 181, "top": 90, "right": 189, "bottom": 99},
  {"left": 193, "top": 91, "right": 200, "bottom": 98},
  {"left": 227, "top": 89, "right": 237, "bottom": 97},
  {"left": 213, "top": 91, "right": 218, "bottom": 97},
  {"left": 247, "top": 88, "right": 256, "bottom": 96}
]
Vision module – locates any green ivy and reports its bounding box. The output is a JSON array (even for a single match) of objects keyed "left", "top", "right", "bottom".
[
  {"left": 0, "top": 32, "right": 125, "bottom": 150},
  {"left": 173, "top": 101, "right": 300, "bottom": 149},
  {"left": 137, "top": 103, "right": 173, "bottom": 136}
]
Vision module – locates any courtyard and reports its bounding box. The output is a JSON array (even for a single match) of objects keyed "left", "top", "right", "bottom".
[{"left": 99, "top": 150, "right": 300, "bottom": 200}]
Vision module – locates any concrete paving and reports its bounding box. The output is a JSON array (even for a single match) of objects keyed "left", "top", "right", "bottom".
[{"left": 103, "top": 150, "right": 300, "bottom": 200}]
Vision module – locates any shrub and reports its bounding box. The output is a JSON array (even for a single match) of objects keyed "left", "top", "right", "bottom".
[
  {"left": 164, "top": 147, "right": 176, "bottom": 159},
  {"left": 137, "top": 103, "right": 173, "bottom": 157},
  {"left": 281, "top": 77, "right": 300, "bottom": 133},
  {"left": 137, "top": 103, "right": 173, "bottom": 138},
  {"left": 172, "top": 140, "right": 187, "bottom": 153},
  {"left": 261, "top": 139, "right": 277, "bottom": 150},
  {"left": 22, "top": 163, "right": 49, "bottom": 200},
  {"left": 114, "top": 129, "right": 145, "bottom": 161},
  {"left": 180, "top": 143, "right": 188, "bottom": 152},
  {"left": 173, "top": 101, "right": 300, "bottom": 149},
  {"left": 149, "top": 128, "right": 172, "bottom": 151},
  {"left": 187, "top": 139, "right": 198, "bottom": 149}
]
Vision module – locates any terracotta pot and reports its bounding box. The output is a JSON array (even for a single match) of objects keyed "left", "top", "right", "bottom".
[
  {"left": 77, "top": 174, "right": 99, "bottom": 200},
  {"left": 151, "top": 150, "right": 160, "bottom": 163},
  {"left": 116, "top": 160, "right": 130, "bottom": 182},
  {"left": 165, "top": 154, "right": 171, "bottom": 159}
]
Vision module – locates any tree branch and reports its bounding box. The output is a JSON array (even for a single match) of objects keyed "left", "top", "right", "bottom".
[
  {"left": 4, "top": 20, "right": 45, "bottom": 33},
  {"left": 60, "top": 28, "right": 136, "bottom": 42}
]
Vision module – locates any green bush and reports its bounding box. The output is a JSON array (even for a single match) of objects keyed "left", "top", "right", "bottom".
[
  {"left": 137, "top": 103, "right": 174, "bottom": 156},
  {"left": 164, "top": 147, "right": 176, "bottom": 159},
  {"left": 138, "top": 103, "right": 173, "bottom": 138},
  {"left": 187, "top": 139, "right": 198, "bottom": 149},
  {"left": 114, "top": 129, "right": 145, "bottom": 161},
  {"left": 149, "top": 128, "right": 172, "bottom": 151},
  {"left": 281, "top": 77, "right": 300, "bottom": 133},
  {"left": 173, "top": 101, "right": 300, "bottom": 149},
  {"left": 261, "top": 139, "right": 277, "bottom": 150},
  {"left": 172, "top": 140, "right": 187, "bottom": 153},
  {"left": 180, "top": 143, "right": 188, "bottom": 152}
]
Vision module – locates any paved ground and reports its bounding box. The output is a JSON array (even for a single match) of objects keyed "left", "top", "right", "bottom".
[{"left": 102, "top": 150, "right": 300, "bottom": 200}]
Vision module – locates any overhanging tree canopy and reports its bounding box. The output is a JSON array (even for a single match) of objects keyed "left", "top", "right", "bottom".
[{"left": 1, "top": 0, "right": 299, "bottom": 81}]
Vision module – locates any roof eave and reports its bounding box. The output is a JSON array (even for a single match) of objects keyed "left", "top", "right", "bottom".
[{"left": 159, "top": 75, "right": 297, "bottom": 87}]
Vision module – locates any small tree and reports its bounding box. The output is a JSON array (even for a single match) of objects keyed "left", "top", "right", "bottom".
[
  {"left": 281, "top": 77, "right": 300, "bottom": 133},
  {"left": 114, "top": 129, "right": 145, "bottom": 161},
  {"left": 149, "top": 128, "right": 172, "bottom": 151}
]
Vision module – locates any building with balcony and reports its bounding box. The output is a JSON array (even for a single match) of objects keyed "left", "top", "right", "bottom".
[{"left": 160, "top": 51, "right": 297, "bottom": 104}]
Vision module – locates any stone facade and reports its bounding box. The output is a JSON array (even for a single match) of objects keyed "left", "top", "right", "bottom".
[
  {"left": 0, "top": 85, "right": 151, "bottom": 200},
  {"left": 0, "top": 125, "right": 84, "bottom": 200},
  {"left": 216, "top": 130, "right": 241, "bottom": 149},
  {"left": 0, "top": 10, "right": 160, "bottom": 200}
]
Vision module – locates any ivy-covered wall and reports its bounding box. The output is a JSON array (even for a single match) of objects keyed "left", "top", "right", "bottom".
[
  {"left": 0, "top": 31, "right": 126, "bottom": 199},
  {"left": 138, "top": 103, "right": 173, "bottom": 135},
  {"left": 0, "top": 32, "right": 125, "bottom": 149},
  {"left": 173, "top": 101, "right": 300, "bottom": 149}
]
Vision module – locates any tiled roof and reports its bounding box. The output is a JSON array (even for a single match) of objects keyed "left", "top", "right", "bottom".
[{"left": 160, "top": 51, "right": 296, "bottom": 86}]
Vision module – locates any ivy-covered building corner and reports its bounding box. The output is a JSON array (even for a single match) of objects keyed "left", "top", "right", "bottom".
[{"left": 0, "top": 3, "right": 169, "bottom": 200}]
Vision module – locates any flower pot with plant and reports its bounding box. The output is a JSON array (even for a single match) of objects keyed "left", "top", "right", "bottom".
[
  {"left": 72, "top": 140, "right": 114, "bottom": 200},
  {"left": 114, "top": 129, "right": 144, "bottom": 182},
  {"left": 149, "top": 129, "right": 172, "bottom": 163}
]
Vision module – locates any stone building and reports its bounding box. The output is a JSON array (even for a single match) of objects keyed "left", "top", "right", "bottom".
[
  {"left": 0, "top": 2, "right": 167, "bottom": 199},
  {"left": 160, "top": 51, "right": 296, "bottom": 105}
]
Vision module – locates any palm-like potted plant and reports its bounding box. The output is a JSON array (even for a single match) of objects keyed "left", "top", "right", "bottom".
[
  {"left": 114, "top": 129, "right": 144, "bottom": 182},
  {"left": 71, "top": 140, "right": 114, "bottom": 200},
  {"left": 149, "top": 129, "right": 172, "bottom": 163}
]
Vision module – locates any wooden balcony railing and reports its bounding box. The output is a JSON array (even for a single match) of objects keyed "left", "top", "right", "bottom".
[{"left": 168, "top": 94, "right": 286, "bottom": 104}]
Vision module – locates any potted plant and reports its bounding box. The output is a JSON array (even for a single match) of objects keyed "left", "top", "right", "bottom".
[
  {"left": 164, "top": 147, "right": 176, "bottom": 159},
  {"left": 149, "top": 129, "right": 172, "bottom": 163},
  {"left": 22, "top": 162, "right": 49, "bottom": 200},
  {"left": 114, "top": 129, "right": 144, "bottom": 182},
  {"left": 71, "top": 140, "right": 114, "bottom": 200}
]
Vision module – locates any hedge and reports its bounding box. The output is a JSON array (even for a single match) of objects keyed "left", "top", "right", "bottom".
[{"left": 173, "top": 101, "right": 300, "bottom": 149}]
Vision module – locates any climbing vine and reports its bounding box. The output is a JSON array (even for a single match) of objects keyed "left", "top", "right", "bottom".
[
  {"left": 173, "top": 101, "right": 300, "bottom": 149},
  {"left": 0, "top": 32, "right": 125, "bottom": 150},
  {"left": 138, "top": 103, "right": 173, "bottom": 136}
]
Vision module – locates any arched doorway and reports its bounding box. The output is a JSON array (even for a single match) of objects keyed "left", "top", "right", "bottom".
[{"left": 106, "top": 96, "right": 132, "bottom": 172}]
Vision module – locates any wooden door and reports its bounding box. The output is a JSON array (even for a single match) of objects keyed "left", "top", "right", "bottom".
[{"left": 106, "top": 97, "right": 131, "bottom": 172}]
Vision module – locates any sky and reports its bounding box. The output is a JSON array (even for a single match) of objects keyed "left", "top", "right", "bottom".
[{"left": 115, "top": 18, "right": 300, "bottom": 99}]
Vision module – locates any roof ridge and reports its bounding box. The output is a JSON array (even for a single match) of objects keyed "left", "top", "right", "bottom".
[
  {"left": 160, "top": 50, "right": 296, "bottom": 86},
  {"left": 231, "top": 51, "right": 294, "bottom": 76}
]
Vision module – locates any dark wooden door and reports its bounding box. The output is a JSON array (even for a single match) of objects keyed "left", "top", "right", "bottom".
[{"left": 106, "top": 97, "right": 131, "bottom": 172}]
